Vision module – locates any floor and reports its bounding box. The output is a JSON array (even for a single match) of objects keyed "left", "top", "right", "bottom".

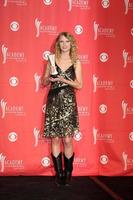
[{"left": 0, "top": 176, "right": 132, "bottom": 200}]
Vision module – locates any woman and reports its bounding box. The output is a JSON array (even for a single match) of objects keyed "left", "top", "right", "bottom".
[{"left": 42, "top": 32, "right": 82, "bottom": 186}]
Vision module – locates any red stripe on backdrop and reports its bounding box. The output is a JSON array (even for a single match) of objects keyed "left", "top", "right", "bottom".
[{"left": 0, "top": 0, "right": 133, "bottom": 176}]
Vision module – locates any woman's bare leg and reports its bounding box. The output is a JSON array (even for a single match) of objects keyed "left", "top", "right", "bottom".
[
  {"left": 63, "top": 135, "right": 73, "bottom": 158},
  {"left": 51, "top": 137, "right": 61, "bottom": 157}
]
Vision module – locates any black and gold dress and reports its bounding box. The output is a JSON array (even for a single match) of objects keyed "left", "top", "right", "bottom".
[{"left": 44, "top": 63, "right": 79, "bottom": 138}]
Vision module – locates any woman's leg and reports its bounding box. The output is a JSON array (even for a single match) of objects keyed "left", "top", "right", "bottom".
[
  {"left": 51, "top": 137, "right": 61, "bottom": 157},
  {"left": 51, "top": 137, "right": 63, "bottom": 186},
  {"left": 63, "top": 135, "right": 74, "bottom": 186},
  {"left": 63, "top": 135, "right": 73, "bottom": 158}
]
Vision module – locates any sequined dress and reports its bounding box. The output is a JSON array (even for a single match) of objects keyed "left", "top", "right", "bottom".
[{"left": 44, "top": 63, "right": 79, "bottom": 138}]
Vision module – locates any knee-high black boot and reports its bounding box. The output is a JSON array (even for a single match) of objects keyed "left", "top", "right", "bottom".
[
  {"left": 63, "top": 153, "right": 74, "bottom": 186},
  {"left": 51, "top": 152, "right": 63, "bottom": 186}
]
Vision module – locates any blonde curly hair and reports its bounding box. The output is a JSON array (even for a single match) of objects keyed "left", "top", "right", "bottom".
[{"left": 55, "top": 32, "right": 78, "bottom": 64}]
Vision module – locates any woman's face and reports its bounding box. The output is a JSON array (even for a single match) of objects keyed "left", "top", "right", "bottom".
[{"left": 58, "top": 35, "right": 71, "bottom": 53}]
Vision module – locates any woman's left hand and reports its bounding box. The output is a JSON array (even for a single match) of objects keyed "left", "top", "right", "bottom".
[
  {"left": 57, "top": 75, "right": 66, "bottom": 82},
  {"left": 49, "top": 77, "right": 60, "bottom": 82},
  {"left": 49, "top": 76, "right": 66, "bottom": 83}
]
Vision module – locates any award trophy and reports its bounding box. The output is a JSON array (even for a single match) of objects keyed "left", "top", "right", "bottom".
[{"left": 48, "top": 54, "right": 58, "bottom": 78}]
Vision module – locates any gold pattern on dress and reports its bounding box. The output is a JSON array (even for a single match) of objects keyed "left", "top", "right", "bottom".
[{"left": 44, "top": 64, "right": 79, "bottom": 138}]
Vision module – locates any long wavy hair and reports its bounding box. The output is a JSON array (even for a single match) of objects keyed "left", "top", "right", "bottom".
[{"left": 55, "top": 32, "right": 78, "bottom": 64}]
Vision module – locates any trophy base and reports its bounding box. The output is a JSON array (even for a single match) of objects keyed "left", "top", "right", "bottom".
[{"left": 50, "top": 74, "right": 58, "bottom": 78}]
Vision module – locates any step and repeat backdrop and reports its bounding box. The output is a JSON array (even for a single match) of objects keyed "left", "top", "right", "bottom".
[{"left": 0, "top": 0, "right": 133, "bottom": 176}]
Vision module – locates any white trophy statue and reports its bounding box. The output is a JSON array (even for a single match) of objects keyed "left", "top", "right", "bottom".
[{"left": 48, "top": 54, "right": 58, "bottom": 77}]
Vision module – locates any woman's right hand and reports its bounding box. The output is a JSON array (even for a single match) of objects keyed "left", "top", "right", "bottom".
[{"left": 41, "top": 77, "right": 50, "bottom": 87}]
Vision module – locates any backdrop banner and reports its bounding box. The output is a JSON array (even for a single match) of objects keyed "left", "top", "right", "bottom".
[{"left": 0, "top": 0, "right": 133, "bottom": 176}]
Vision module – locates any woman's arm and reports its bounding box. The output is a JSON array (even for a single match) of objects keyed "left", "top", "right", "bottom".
[
  {"left": 42, "top": 62, "right": 51, "bottom": 86},
  {"left": 57, "top": 60, "right": 83, "bottom": 89}
]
